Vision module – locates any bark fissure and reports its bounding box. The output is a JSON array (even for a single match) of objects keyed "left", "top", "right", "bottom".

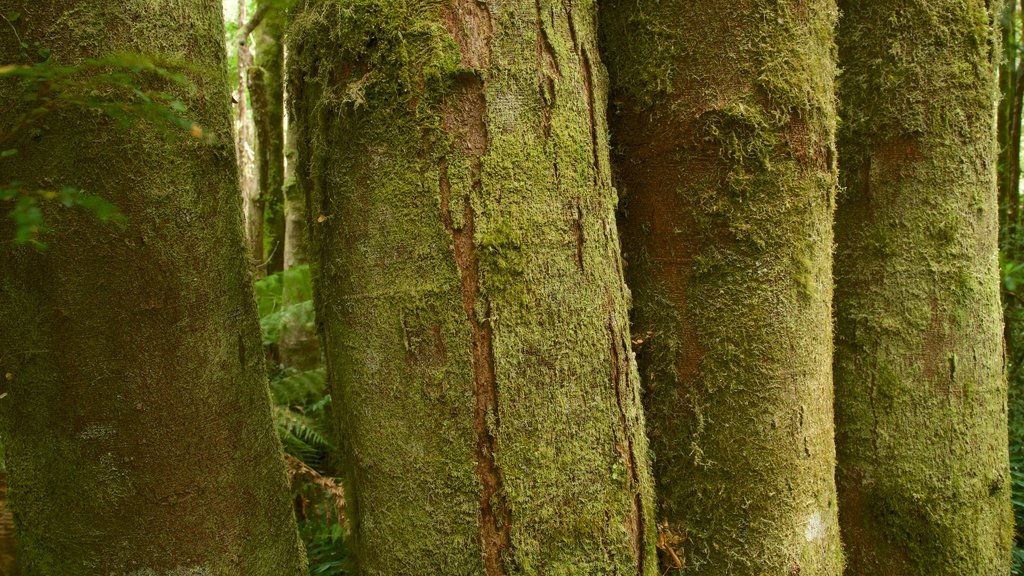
[
  {"left": 536, "top": 7, "right": 559, "bottom": 139},
  {"left": 438, "top": 164, "right": 510, "bottom": 576},
  {"left": 608, "top": 320, "right": 646, "bottom": 574},
  {"left": 438, "top": 66, "right": 510, "bottom": 573},
  {"left": 580, "top": 49, "right": 600, "bottom": 175}
]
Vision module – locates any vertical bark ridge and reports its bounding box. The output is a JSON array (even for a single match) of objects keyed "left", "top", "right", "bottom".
[
  {"left": 436, "top": 6, "right": 511, "bottom": 569},
  {"left": 580, "top": 49, "right": 600, "bottom": 177},
  {"left": 608, "top": 319, "right": 646, "bottom": 574},
  {"left": 438, "top": 159, "right": 511, "bottom": 575}
]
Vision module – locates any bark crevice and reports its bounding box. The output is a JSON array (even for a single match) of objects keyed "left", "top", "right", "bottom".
[
  {"left": 438, "top": 61, "right": 510, "bottom": 575},
  {"left": 608, "top": 319, "right": 646, "bottom": 574}
]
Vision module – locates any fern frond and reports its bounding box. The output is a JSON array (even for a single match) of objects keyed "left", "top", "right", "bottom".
[{"left": 270, "top": 367, "right": 327, "bottom": 406}]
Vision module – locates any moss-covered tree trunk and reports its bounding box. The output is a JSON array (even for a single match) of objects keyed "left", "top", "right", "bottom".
[
  {"left": 0, "top": 2, "right": 307, "bottom": 574},
  {"left": 283, "top": 114, "right": 306, "bottom": 273},
  {"left": 289, "top": 0, "right": 657, "bottom": 573},
  {"left": 833, "top": 1, "right": 1013, "bottom": 574},
  {"left": 0, "top": 473, "right": 16, "bottom": 576},
  {"left": 251, "top": 0, "right": 287, "bottom": 277},
  {"left": 998, "top": 0, "right": 1018, "bottom": 252},
  {"left": 279, "top": 78, "right": 320, "bottom": 371},
  {"left": 600, "top": 1, "right": 843, "bottom": 574}
]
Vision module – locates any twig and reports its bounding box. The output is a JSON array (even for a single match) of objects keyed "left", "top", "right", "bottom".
[
  {"left": 0, "top": 13, "right": 22, "bottom": 49},
  {"left": 255, "top": 238, "right": 280, "bottom": 270}
]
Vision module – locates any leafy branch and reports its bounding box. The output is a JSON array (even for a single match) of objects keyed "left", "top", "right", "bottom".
[{"left": 0, "top": 53, "right": 206, "bottom": 246}]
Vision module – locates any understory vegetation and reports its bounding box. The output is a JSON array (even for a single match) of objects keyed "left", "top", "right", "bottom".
[{"left": 255, "top": 265, "right": 349, "bottom": 575}]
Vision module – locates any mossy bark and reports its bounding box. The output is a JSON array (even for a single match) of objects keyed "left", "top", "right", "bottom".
[
  {"left": 288, "top": 0, "right": 657, "bottom": 573},
  {"left": 0, "top": 474, "right": 17, "bottom": 576},
  {"left": 600, "top": 1, "right": 843, "bottom": 574},
  {"left": 283, "top": 118, "right": 306, "bottom": 272},
  {"left": 998, "top": 0, "right": 1019, "bottom": 252},
  {"left": 0, "top": 2, "right": 307, "bottom": 574},
  {"left": 251, "top": 0, "right": 287, "bottom": 277},
  {"left": 834, "top": 2, "right": 1013, "bottom": 574},
  {"left": 279, "top": 83, "right": 320, "bottom": 371}
]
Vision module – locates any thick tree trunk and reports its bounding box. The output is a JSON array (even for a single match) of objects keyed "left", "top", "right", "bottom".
[
  {"left": 600, "top": 1, "right": 843, "bottom": 574},
  {"left": 834, "top": 1, "right": 1013, "bottom": 574},
  {"left": 289, "top": 0, "right": 657, "bottom": 573},
  {"left": 0, "top": 2, "right": 307, "bottom": 574},
  {"left": 251, "top": 0, "right": 287, "bottom": 277}
]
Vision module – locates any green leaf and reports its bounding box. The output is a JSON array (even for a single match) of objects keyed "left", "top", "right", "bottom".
[
  {"left": 6, "top": 11, "right": 19, "bottom": 23},
  {"left": 0, "top": 149, "right": 16, "bottom": 158}
]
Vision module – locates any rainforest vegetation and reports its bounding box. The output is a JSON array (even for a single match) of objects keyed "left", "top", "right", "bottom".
[{"left": 0, "top": 0, "right": 1019, "bottom": 575}]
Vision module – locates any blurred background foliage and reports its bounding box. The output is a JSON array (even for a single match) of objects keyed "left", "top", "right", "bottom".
[{"left": 255, "top": 265, "right": 348, "bottom": 575}]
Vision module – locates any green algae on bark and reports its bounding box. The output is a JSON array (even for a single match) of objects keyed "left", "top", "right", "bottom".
[
  {"left": 600, "top": 0, "right": 844, "bottom": 574},
  {"left": 0, "top": 1, "right": 307, "bottom": 574},
  {"left": 288, "top": 0, "right": 657, "bottom": 573},
  {"left": 833, "top": 1, "right": 1013, "bottom": 574}
]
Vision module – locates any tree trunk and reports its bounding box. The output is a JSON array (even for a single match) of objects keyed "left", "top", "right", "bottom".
[
  {"left": 999, "top": 1, "right": 1017, "bottom": 251},
  {"left": 237, "top": 0, "right": 264, "bottom": 276},
  {"left": 833, "top": 1, "right": 1013, "bottom": 574},
  {"left": 283, "top": 103, "right": 306, "bottom": 273},
  {"left": 600, "top": 1, "right": 843, "bottom": 574},
  {"left": 0, "top": 2, "right": 307, "bottom": 574},
  {"left": 289, "top": 0, "right": 657, "bottom": 573},
  {"left": 278, "top": 59, "right": 321, "bottom": 371},
  {"left": 251, "top": 0, "right": 287, "bottom": 277},
  {"left": 0, "top": 473, "right": 16, "bottom": 576}
]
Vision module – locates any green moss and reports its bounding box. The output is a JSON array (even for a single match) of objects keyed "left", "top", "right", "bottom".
[
  {"left": 833, "top": 1, "right": 1013, "bottom": 574},
  {"left": 288, "top": 0, "right": 657, "bottom": 573},
  {"left": 601, "top": 0, "right": 843, "bottom": 574},
  {"left": 478, "top": 220, "right": 526, "bottom": 296},
  {"left": 0, "top": 2, "right": 307, "bottom": 575}
]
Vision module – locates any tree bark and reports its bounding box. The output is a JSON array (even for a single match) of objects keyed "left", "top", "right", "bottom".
[
  {"left": 251, "top": 0, "right": 287, "bottom": 277},
  {"left": 289, "top": 0, "right": 657, "bottom": 573},
  {"left": 0, "top": 2, "right": 308, "bottom": 574},
  {"left": 0, "top": 473, "right": 16, "bottom": 576},
  {"left": 283, "top": 109, "right": 306, "bottom": 272},
  {"left": 600, "top": 1, "right": 843, "bottom": 574},
  {"left": 1009, "top": 66, "right": 1024, "bottom": 258},
  {"left": 834, "top": 1, "right": 1013, "bottom": 574},
  {"left": 999, "top": 1, "right": 1017, "bottom": 251},
  {"left": 237, "top": 0, "right": 264, "bottom": 276},
  {"left": 279, "top": 86, "right": 320, "bottom": 371}
]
